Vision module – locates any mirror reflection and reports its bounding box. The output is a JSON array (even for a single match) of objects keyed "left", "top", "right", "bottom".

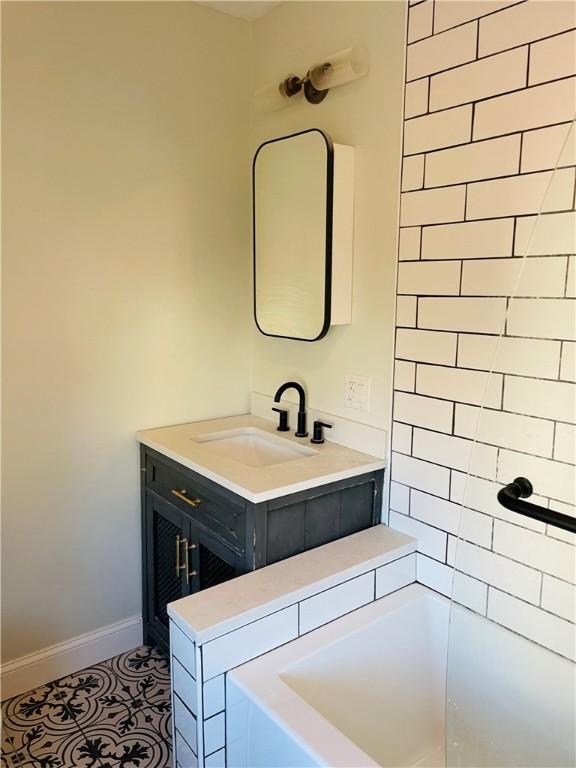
[{"left": 253, "top": 129, "right": 332, "bottom": 341}]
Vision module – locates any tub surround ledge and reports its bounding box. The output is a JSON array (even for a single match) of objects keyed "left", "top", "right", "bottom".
[{"left": 168, "top": 524, "right": 415, "bottom": 645}]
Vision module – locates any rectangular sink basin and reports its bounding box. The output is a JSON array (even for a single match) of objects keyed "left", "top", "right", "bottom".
[{"left": 193, "top": 427, "right": 318, "bottom": 468}]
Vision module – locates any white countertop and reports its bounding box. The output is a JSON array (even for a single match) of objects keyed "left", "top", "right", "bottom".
[
  {"left": 168, "top": 524, "right": 415, "bottom": 644},
  {"left": 137, "top": 414, "right": 386, "bottom": 503}
]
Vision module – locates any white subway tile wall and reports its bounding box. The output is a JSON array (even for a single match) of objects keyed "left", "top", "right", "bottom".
[
  {"left": 396, "top": 295, "right": 418, "bottom": 327},
  {"left": 460, "top": 256, "right": 567, "bottom": 297},
  {"left": 566, "top": 256, "right": 575, "bottom": 297},
  {"left": 521, "top": 124, "right": 576, "bottom": 173},
  {"left": 173, "top": 659, "right": 198, "bottom": 716},
  {"left": 497, "top": 450, "right": 575, "bottom": 505},
  {"left": 396, "top": 327, "right": 458, "bottom": 365},
  {"left": 417, "top": 296, "right": 507, "bottom": 334},
  {"left": 416, "top": 364, "right": 503, "bottom": 407},
  {"left": 202, "top": 605, "right": 299, "bottom": 680},
  {"left": 487, "top": 588, "right": 575, "bottom": 661},
  {"left": 398, "top": 226, "right": 421, "bottom": 260},
  {"left": 394, "top": 391, "right": 454, "bottom": 432},
  {"left": 392, "top": 421, "right": 413, "bottom": 453},
  {"left": 390, "top": 509, "right": 448, "bottom": 559},
  {"left": 514, "top": 212, "right": 576, "bottom": 256},
  {"left": 401, "top": 153, "right": 425, "bottom": 190},
  {"left": 174, "top": 695, "right": 198, "bottom": 755},
  {"left": 400, "top": 185, "right": 466, "bottom": 225},
  {"left": 541, "top": 575, "right": 576, "bottom": 622},
  {"left": 407, "top": 0, "right": 433, "bottom": 43},
  {"left": 205, "top": 749, "right": 225, "bottom": 768},
  {"left": 407, "top": 21, "right": 477, "bottom": 80},
  {"left": 529, "top": 29, "right": 576, "bottom": 85},
  {"left": 203, "top": 676, "right": 225, "bottom": 719},
  {"left": 561, "top": 341, "right": 575, "bottom": 382},
  {"left": 404, "top": 78, "right": 429, "bottom": 118},
  {"left": 298, "top": 572, "right": 374, "bottom": 634},
  {"left": 412, "top": 427, "right": 498, "bottom": 477},
  {"left": 390, "top": 480, "right": 411, "bottom": 514},
  {"left": 429, "top": 48, "right": 528, "bottom": 112},
  {"left": 204, "top": 713, "right": 225, "bottom": 757},
  {"left": 421, "top": 218, "right": 515, "bottom": 260},
  {"left": 477, "top": 0, "right": 575, "bottom": 57},
  {"left": 404, "top": 105, "right": 472, "bottom": 154},
  {"left": 433, "top": 0, "right": 520, "bottom": 34},
  {"left": 394, "top": 359, "right": 416, "bottom": 392},
  {"left": 394, "top": 0, "right": 576, "bottom": 658},
  {"left": 424, "top": 134, "right": 521, "bottom": 187},
  {"left": 473, "top": 78, "right": 576, "bottom": 140},
  {"left": 376, "top": 553, "right": 417, "bottom": 597}
]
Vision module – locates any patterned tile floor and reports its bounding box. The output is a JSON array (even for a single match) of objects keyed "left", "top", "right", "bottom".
[{"left": 1, "top": 646, "right": 171, "bottom": 768}]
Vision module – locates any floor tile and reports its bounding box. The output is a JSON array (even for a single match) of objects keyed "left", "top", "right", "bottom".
[
  {"left": 1, "top": 724, "right": 73, "bottom": 768},
  {"left": 70, "top": 725, "right": 171, "bottom": 768},
  {"left": 1, "top": 646, "right": 171, "bottom": 768},
  {"left": 50, "top": 648, "right": 171, "bottom": 741},
  {"left": 2, "top": 682, "right": 80, "bottom": 737}
]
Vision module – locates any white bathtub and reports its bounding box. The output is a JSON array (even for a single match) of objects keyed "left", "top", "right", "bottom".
[
  {"left": 227, "top": 585, "right": 448, "bottom": 768},
  {"left": 226, "top": 583, "right": 576, "bottom": 768}
]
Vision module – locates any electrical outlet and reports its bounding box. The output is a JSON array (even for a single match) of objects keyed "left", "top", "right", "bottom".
[{"left": 345, "top": 374, "right": 371, "bottom": 412}]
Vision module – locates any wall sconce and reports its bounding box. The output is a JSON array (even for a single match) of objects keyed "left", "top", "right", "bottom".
[{"left": 279, "top": 46, "right": 370, "bottom": 105}]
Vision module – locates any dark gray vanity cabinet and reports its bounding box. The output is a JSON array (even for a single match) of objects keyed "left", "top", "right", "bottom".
[{"left": 140, "top": 445, "right": 384, "bottom": 655}]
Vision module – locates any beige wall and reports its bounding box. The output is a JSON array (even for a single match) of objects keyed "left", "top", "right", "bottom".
[
  {"left": 250, "top": 1, "right": 405, "bottom": 430},
  {"left": 1, "top": 1, "right": 252, "bottom": 661}
]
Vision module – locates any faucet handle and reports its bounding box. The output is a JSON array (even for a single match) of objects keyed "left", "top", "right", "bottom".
[
  {"left": 311, "top": 420, "right": 332, "bottom": 444},
  {"left": 272, "top": 407, "right": 290, "bottom": 432}
]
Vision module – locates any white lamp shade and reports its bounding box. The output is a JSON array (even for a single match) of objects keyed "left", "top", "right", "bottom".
[{"left": 308, "top": 46, "right": 370, "bottom": 91}]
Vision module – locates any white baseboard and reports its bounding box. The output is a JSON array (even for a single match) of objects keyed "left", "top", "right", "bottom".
[{"left": 1, "top": 615, "right": 143, "bottom": 701}]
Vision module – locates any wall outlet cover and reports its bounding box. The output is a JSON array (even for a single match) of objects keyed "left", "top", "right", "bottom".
[{"left": 345, "top": 374, "right": 371, "bottom": 412}]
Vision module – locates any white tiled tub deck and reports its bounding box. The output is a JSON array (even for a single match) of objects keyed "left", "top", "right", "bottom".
[{"left": 167, "top": 525, "right": 416, "bottom": 768}]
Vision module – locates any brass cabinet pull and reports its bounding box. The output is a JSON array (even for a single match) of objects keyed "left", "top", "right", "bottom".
[
  {"left": 183, "top": 539, "right": 198, "bottom": 584},
  {"left": 187, "top": 541, "right": 198, "bottom": 580},
  {"left": 175, "top": 534, "right": 181, "bottom": 577},
  {"left": 184, "top": 539, "right": 189, "bottom": 585},
  {"left": 181, "top": 537, "right": 189, "bottom": 583},
  {"left": 171, "top": 489, "right": 202, "bottom": 507},
  {"left": 176, "top": 537, "right": 198, "bottom": 583},
  {"left": 176, "top": 535, "right": 187, "bottom": 578}
]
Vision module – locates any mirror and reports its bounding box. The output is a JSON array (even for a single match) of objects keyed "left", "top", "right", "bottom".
[{"left": 253, "top": 129, "right": 333, "bottom": 342}]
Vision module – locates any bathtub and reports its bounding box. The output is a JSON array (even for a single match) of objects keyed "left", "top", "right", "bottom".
[
  {"left": 226, "top": 583, "right": 576, "bottom": 768},
  {"left": 227, "top": 584, "right": 448, "bottom": 768}
]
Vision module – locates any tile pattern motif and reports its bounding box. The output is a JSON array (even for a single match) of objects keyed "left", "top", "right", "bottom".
[
  {"left": 1, "top": 647, "right": 171, "bottom": 768},
  {"left": 393, "top": 0, "right": 576, "bottom": 658}
]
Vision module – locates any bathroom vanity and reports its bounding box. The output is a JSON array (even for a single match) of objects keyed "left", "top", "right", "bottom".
[{"left": 138, "top": 415, "right": 385, "bottom": 655}]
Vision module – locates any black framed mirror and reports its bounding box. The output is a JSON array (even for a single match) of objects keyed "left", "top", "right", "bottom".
[{"left": 253, "top": 128, "right": 334, "bottom": 342}]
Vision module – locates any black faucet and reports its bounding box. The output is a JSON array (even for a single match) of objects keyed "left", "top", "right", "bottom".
[{"left": 273, "top": 381, "right": 308, "bottom": 437}]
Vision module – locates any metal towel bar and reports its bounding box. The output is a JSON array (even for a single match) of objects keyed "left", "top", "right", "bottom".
[{"left": 497, "top": 477, "right": 576, "bottom": 534}]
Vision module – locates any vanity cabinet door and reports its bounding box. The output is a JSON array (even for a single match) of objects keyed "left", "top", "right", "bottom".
[
  {"left": 144, "top": 493, "right": 190, "bottom": 648},
  {"left": 187, "top": 519, "right": 242, "bottom": 595}
]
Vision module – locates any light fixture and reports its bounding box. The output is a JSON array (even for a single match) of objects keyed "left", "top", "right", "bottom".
[{"left": 278, "top": 46, "right": 370, "bottom": 105}]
